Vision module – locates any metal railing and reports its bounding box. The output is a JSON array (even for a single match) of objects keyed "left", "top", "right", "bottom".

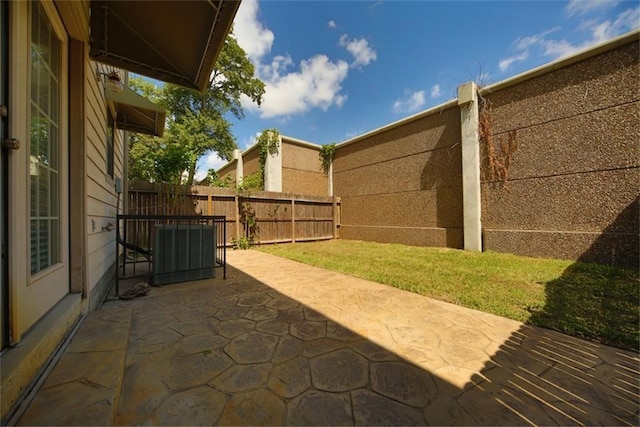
[{"left": 115, "top": 215, "right": 226, "bottom": 296}]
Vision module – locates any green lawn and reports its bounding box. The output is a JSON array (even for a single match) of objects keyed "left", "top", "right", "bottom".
[{"left": 257, "top": 240, "right": 639, "bottom": 351}]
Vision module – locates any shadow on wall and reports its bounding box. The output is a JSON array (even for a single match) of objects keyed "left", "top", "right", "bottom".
[
  {"left": 528, "top": 196, "right": 640, "bottom": 351},
  {"left": 419, "top": 112, "right": 464, "bottom": 248},
  {"left": 578, "top": 196, "right": 639, "bottom": 268}
]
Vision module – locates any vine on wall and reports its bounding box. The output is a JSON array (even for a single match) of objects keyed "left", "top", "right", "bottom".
[
  {"left": 256, "top": 128, "right": 280, "bottom": 188},
  {"left": 319, "top": 143, "right": 336, "bottom": 175},
  {"left": 479, "top": 96, "right": 518, "bottom": 184}
]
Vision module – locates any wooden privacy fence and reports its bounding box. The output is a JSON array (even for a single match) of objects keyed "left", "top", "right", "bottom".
[{"left": 127, "top": 182, "right": 341, "bottom": 246}]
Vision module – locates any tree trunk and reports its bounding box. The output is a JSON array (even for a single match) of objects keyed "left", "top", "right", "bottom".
[{"left": 187, "top": 161, "right": 196, "bottom": 185}]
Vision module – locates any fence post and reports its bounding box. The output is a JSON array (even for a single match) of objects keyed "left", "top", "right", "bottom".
[
  {"left": 234, "top": 194, "right": 241, "bottom": 243},
  {"left": 207, "top": 193, "right": 212, "bottom": 215},
  {"left": 332, "top": 196, "right": 338, "bottom": 239},
  {"left": 327, "top": 161, "right": 333, "bottom": 196},
  {"left": 291, "top": 199, "right": 296, "bottom": 243}
]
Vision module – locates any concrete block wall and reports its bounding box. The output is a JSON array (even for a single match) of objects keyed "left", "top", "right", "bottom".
[
  {"left": 480, "top": 39, "right": 639, "bottom": 267},
  {"left": 282, "top": 139, "right": 328, "bottom": 196},
  {"left": 334, "top": 105, "right": 464, "bottom": 248},
  {"left": 332, "top": 33, "right": 639, "bottom": 267},
  {"left": 217, "top": 160, "right": 237, "bottom": 186},
  {"left": 216, "top": 136, "right": 329, "bottom": 197},
  {"left": 242, "top": 147, "right": 260, "bottom": 177}
]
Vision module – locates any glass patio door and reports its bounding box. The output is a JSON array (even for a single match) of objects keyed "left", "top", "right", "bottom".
[
  {"left": 25, "top": 0, "right": 69, "bottom": 323},
  {"left": 4, "top": 0, "right": 69, "bottom": 339},
  {"left": 1, "top": 0, "right": 8, "bottom": 350}
]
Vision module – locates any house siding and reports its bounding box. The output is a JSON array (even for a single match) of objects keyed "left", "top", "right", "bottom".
[{"left": 85, "top": 61, "right": 124, "bottom": 305}]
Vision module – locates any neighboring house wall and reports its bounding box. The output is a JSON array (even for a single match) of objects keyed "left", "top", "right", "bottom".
[
  {"left": 243, "top": 146, "right": 260, "bottom": 177},
  {"left": 479, "top": 40, "right": 639, "bottom": 267},
  {"left": 334, "top": 105, "right": 463, "bottom": 247},
  {"left": 333, "top": 33, "right": 639, "bottom": 267},
  {"left": 218, "top": 160, "right": 237, "bottom": 186},
  {"left": 282, "top": 139, "right": 327, "bottom": 196},
  {"left": 216, "top": 136, "right": 328, "bottom": 196}
]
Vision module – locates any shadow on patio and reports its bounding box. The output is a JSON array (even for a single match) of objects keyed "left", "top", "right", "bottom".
[{"left": 16, "top": 251, "right": 639, "bottom": 426}]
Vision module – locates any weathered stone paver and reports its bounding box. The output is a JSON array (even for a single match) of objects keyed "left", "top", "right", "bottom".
[
  {"left": 310, "top": 348, "right": 369, "bottom": 392},
  {"left": 268, "top": 357, "right": 311, "bottom": 398},
  {"left": 288, "top": 390, "right": 353, "bottom": 426},
  {"left": 16, "top": 250, "right": 640, "bottom": 426}
]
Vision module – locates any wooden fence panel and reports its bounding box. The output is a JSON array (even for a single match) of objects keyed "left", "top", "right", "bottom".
[{"left": 127, "top": 182, "right": 340, "bottom": 246}]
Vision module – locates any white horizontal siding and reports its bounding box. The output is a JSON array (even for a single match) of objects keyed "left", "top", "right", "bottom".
[{"left": 85, "top": 61, "right": 125, "bottom": 297}]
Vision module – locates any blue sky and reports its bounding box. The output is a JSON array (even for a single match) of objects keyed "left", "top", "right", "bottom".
[{"left": 196, "top": 0, "right": 638, "bottom": 177}]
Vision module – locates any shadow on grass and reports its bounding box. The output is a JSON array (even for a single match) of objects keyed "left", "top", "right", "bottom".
[{"left": 528, "top": 197, "right": 639, "bottom": 352}]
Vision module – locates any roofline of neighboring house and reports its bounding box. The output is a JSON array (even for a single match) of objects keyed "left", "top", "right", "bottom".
[
  {"left": 336, "top": 99, "right": 458, "bottom": 150},
  {"left": 217, "top": 134, "right": 322, "bottom": 172},
  {"left": 337, "top": 29, "right": 640, "bottom": 151},
  {"left": 217, "top": 158, "right": 237, "bottom": 174},
  {"left": 216, "top": 141, "right": 259, "bottom": 173},
  {"left": 281, "top": 135, "right": 321, "bottom": 150}
]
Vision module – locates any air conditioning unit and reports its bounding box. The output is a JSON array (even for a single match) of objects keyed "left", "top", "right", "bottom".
[{"left": 153, "top": 224, "right": 216, "bottom": 285}]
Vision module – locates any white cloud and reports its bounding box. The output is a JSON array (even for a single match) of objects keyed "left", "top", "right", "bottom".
[
  {"left": 345, "top": 129, "right": 364, "bottom": 139},
  {"left": 565, "top": 0, "right": 620, "bottom": 17},
  {"left": 546, "top": 7, "right": 639, "bottom": 57},
  {"left": 339, "top": 35, "right": 378, "bottom": 68},
  {"left": 328, "top": 20, "right": 337, "bottom": 29},
  {"left": 498, "top": 50, "right": 530, "bottom": 71},
  {"left": 589, "top": 7, "right": 640, "bottom": 42},
  {"left": 542, "top": 6, "right": 639, "bottom": 57},
  {"left": 499, "top": 6, "right": 639, "bottom": 69},
  {"left": 430, "top": 84, "right": 442, "bottom": 98},
  {"left": 370, "top": 1, "right": 384, "bottom": 11},
  {"left": 240, "top": 132, "right": 262, "bottom": 150},
  {"left": 233, "top": 0, "right": 274, "bottom": 64},
  {"left": 195, "top": 151, "right": 228, "bottom": 181},
  {"left": 245, "top": 55, "right": 349, "bottom": 119},
  {"left": 514, "top": 27, "right": 561, "bottom": 50},
  {"left": 393, "top": 90, "right": 426, "bottom": 114},
  {"left": 235, "top": 0, "right": 354, "bottom": 119},
  {"left": 542, "top": 39, "right": 583, "bottom": 57}
]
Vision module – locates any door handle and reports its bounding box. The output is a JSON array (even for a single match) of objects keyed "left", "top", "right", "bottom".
[{"left": 1, "top": 138, "right": 19, "bottom": 150}]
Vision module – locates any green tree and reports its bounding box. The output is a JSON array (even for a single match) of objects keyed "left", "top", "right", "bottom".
[{"left": 128, "top": 32, "right": 265, "bottom": 184}]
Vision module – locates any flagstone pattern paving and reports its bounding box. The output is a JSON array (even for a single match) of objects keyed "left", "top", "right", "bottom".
[{"left": 17, "top": 250, "right": 639, "bottom": 426}]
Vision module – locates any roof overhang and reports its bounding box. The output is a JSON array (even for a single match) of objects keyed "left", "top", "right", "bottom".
[
  {"left": 105, "top": 86, "right": 166, "bottom": 137},
  {"left": 89, "top": 0, "right": 241, "bottom": 92}
]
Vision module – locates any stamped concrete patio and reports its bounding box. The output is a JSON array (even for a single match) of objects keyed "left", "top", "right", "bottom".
[{"left": 16, "top": 250, "right": 639, "bottom": 426}]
